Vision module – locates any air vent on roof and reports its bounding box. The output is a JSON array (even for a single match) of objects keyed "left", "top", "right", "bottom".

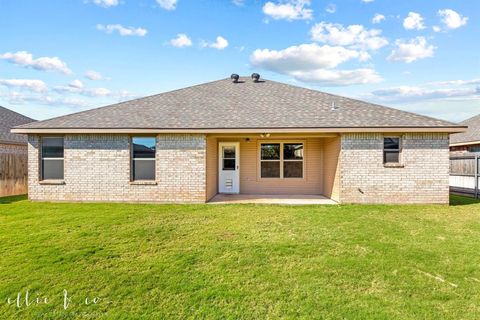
[
  {"left": 231, "top": 74, "right": 240, "bottom": 83},
  {"left": 331, "top": 101, "right": 338, "bottom": 111},
  {"left": 251, "top": 73, "right": 260, "bottom": 82}
]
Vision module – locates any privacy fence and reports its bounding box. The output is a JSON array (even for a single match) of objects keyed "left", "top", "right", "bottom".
[
  {"left": 0, "top": 152, "right": 28, "bottom": 197},
  {"left": 450, "top": 154, "right": 480, "bottom": 198}
]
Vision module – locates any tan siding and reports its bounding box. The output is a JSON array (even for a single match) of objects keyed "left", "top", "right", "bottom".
[
  {"left": 213, "top": 136, "right": 324, "bottom": 195},
  {"left": 205, "top": 136, "right": 218, "bottom": 201},
  {"left": 322, "top": 137, "right": 341, "bottom": 202}
]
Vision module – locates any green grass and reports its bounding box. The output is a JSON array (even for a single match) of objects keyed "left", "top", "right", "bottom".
[{"left": 1, "top": 195, "right": 480, "bottom": 319}]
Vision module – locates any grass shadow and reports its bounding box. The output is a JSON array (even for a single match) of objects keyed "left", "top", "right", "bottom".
[
  {"left": 450, "top": 194, "right": 480, "bottom": 206},
  {"left": 0, "top": 194, "right": 27, "bottom": 204}
]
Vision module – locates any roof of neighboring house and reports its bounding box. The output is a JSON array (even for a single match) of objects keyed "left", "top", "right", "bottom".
[
  {"left": 450, "top": 114, "right": 480, "bottom": 145},
  {"left": 13, "top": 77, "right": 464, "bottom": 133},
  {"left": 0, "top": 106, "right": 35, "bottom": 144}
]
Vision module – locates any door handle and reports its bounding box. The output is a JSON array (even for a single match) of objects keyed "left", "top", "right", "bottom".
[{"left": 237, "top": 165, "right": 239, "bottom": 169}]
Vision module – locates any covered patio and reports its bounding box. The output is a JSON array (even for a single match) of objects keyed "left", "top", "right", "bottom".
[
  {"left": 205, "top": 133, "right": 341, "bottom": 203},
  {"left": 208, "top": 193, "right": 337, "bottom": 205}
]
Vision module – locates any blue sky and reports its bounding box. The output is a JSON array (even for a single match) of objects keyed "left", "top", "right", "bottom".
[{"left": 1, "top": 0, "right": 478, "bottom": 122}]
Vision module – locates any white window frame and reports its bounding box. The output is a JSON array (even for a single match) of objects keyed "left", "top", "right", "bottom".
[
  {"left": 383, "top": 136, "right": 402, "bottom": 164},
  {"left": 258, "top": 141, "right": 305, "bottom": 180},
  {"left": 130, "top": 136, "right": 156, "bottom": 181},
  {"left": 40, "top": 136, "right": 64, "bottom": 181}
]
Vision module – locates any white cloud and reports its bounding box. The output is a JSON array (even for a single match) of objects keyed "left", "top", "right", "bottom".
[
  {"left": 361, "top": 82, "right": 480, "bottom": 122},
  {"left": 156, "top": 0, "right": 177, "bottom": 10},
  {"left": 387, "top": 37, "right": 435, "bottom": 63},
  {"left": 262, "top": 0, "right": 313, "bottom": 21},
  {"left": 310, "top": 22, "right": 388, "bottom": 51},
  {"left": 361, "top": 0, "right": 374, "bottom": 2},
  {"left": 92, "top": 0, "right": 119, "bottom": 8},
  {"left": 250, "top": 43, "right": 381, "bottom": 86},
  {"left": 0, "top": 51, "right": 72, "bottom": 75},
  {"left": 4, "top": 92, "right": 89, "bottom": 108},
  {"left": 429, "top": 79, "right": 480, "bottom": 86},
  {"left": 170, "top": 33, "right": 192, "bottom": 48},
  {"left": 372, "top": 13, "right": 385, "bottom": 24},
  {"left": 85, "top": 70, "right": 104, "bottom": 80},
  {"left": 251, "top": 43, "right": 366, "bottom": 71},
  {"left": 232, "top": 0, "right": 245, "bottom": 6},
  {"left": 54, "top": 84, "right": 112, "bottom": 97},
  {"left": 96, "top": 24, "right": 147, "bottom": 37},
  {"left": 325, "top": 3, "right": 336, "bottom": 14},
  {"left": 0, "top": 79, "right": 48, "bottom": 92},
  {"left": 69, "top": 79, "right": 84, "bottom": 89},
  {"left": 290, "top": 68, "right": 381, "bottom": 85},
  {"left": 403, "top": 12, "right": 425, "bottom": 30},
  {"left": 432, "top": 25, "right": 441, "bottom": 32},
  {"left": 438, "top": 9, "right": 468, "bottom": 29},
  {"left": 371, "top": 86, "right": 478, "bottom": 102},
  {"left": 202, "top": 36, "right": 229, "bottom": 50}
]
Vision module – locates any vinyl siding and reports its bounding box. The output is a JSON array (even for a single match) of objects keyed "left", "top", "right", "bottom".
[
  {"left": 213, "top": 136, "right": 324, "bottom": 195},
  {"left": 322, "top": 136, "right": 341, "bottom": 202},
  {"left": 205, "top": 136, "right": 218, "bottom": 201}
]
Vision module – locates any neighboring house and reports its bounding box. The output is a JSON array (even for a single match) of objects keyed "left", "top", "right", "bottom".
[
  {"left": 12, "top": 75, "right": 465, "bottom": 204},
  {"left": 0, "top": 106, "right": 35, "bottom": 197},
  {"left": 450, "top": 114, "right": 480, "bottom": 153}
]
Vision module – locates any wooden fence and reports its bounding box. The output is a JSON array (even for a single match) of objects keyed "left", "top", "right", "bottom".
[
  {"left": 450, "top": 154, "right": 479, "bottom": 198},
  {"left": 0, "top": 153, "right": 28, "bottom": 197}
]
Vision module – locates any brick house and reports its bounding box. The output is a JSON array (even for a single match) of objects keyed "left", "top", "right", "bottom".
[
  {"left": 450, "top": 114, "right": 480, "bottom": 154},
  {"left": 12, "top": 75, "right": 465, "bottom": 204},
  {"left": 0, "top": 106, "right": 35, "bottom": 197}
]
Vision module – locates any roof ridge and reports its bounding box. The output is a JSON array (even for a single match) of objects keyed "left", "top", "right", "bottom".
[
  {"left": 0, "top": 105, "right": 35, "bottom": 121},
  {"left": 262, "top": 79, "right": 459, "bottom": 126},
  {"left": 13, "top": 77, "right": 464, "bottom": 131},
  {"left": 16, "top": 78, "right": 227, "bottom": 128},
  {"left": 460, "top": 113, "right": 480, "bottom": 124}
]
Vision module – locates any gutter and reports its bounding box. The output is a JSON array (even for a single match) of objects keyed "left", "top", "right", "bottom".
[{"left": 11, "top": 126, "right": 467, "bottom": 134}]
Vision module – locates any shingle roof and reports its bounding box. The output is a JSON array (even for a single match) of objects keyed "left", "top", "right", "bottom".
[
  {"left": 15, "top": 77, "right": 461, "bottom": 131},
  {"left": 450, "top": 114, "right": 480, "bottom": 144},
  {"left": 0, "top": 106, "right": 35, "bottom": 144}
]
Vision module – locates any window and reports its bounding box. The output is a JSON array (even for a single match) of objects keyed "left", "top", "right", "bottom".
[
  {"left": 132, "top": 137, "right": 156, "bottom": 181},
  {"left": 261, "top": 143, "right": 281, "bottom": 178},
  {"left": 260, "top": 142, "right": 303, "bottom": 178},
  {"left": 469, "top": 146, "right": 480, "bottom": 153},
  {"left": 222, "top": 146, "right": 236, "bottom": 170},
  {"left": 41, "top": 137, "right": 64, "bottom": 180},
  {"left": 383, "top": 137, "right": 401, "bottom": 163},
  {"left": 283, "top": 143, "right": 303, "bottom": 178}
]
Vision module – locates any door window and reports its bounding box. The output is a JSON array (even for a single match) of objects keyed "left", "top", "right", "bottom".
[{"left": 222, "top": 146, "right": 236, "bottom": 170}]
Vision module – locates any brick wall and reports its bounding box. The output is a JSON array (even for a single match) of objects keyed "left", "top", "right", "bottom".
[
  {"left": 28, "top": 134, "right": 206, "bottom": 203},
  {"left": 340, "top": 133, "right": 450, "bottom": 204}
]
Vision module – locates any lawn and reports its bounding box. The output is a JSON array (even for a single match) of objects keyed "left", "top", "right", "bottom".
[{"left": 1, "top": 196, "right": 480, "bottom": 319}]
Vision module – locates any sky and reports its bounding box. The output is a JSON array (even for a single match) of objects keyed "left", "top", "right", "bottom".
[{"left": 0, "top": 0, "right": 479, "bottom": 122}]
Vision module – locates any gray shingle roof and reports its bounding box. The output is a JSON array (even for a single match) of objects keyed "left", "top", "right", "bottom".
[
  {"left": 15, "top": 77, "right": 460, "bottom": 131},
  {"left": 0, "top": 106, "right": 35, "bottom": 144},
  {"left": 450, "top": 114, "right": 480, "bottom": 144}
]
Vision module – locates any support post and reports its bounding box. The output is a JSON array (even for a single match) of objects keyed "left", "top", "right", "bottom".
[{"left": 476, "top": 154, "right": 479, "bottom": 199}]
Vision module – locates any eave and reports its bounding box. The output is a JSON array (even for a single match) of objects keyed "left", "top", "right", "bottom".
[{"left": 11, "top": 126, "right": 467, "bottom": 134}]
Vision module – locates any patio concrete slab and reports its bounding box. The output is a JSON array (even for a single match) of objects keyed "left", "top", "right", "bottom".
[{"left": 208, "top": 194, "right": 337, "bottom": 205}]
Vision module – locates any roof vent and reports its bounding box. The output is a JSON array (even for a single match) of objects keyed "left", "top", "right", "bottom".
[
  {"left": 331, "top": 101, "right": 338, "bottom": 111},
  {"left": 231, "top": 73, "right": 240, "bottom": 83},
  {"left": 251, "top": 73, "right": 260, "bottom": 82}
]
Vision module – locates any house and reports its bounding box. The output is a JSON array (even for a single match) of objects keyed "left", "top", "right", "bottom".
[
  {"left": 0, "top": 106, "right": 35, "bottom": 197},
  {"left": 450, "top": 114, "right": 480, "bottom": 153},
  {"left": 12, "top": 75, "right": 465, "bottom": 204}
]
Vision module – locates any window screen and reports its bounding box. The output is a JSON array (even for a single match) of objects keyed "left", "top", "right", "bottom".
[
  {"left": 41, "top": 137, "right": 64, "bottom": 180},
  {"left": 132, "top": 137, "right": 156, "bottom": 180},
  {"left": 383, "top": 137, "right": 401, "bottom": 163}
]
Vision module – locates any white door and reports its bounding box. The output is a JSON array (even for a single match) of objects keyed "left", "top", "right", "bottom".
[{"left": 218, "top": 142, "right": 240, "bottom": 194}]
